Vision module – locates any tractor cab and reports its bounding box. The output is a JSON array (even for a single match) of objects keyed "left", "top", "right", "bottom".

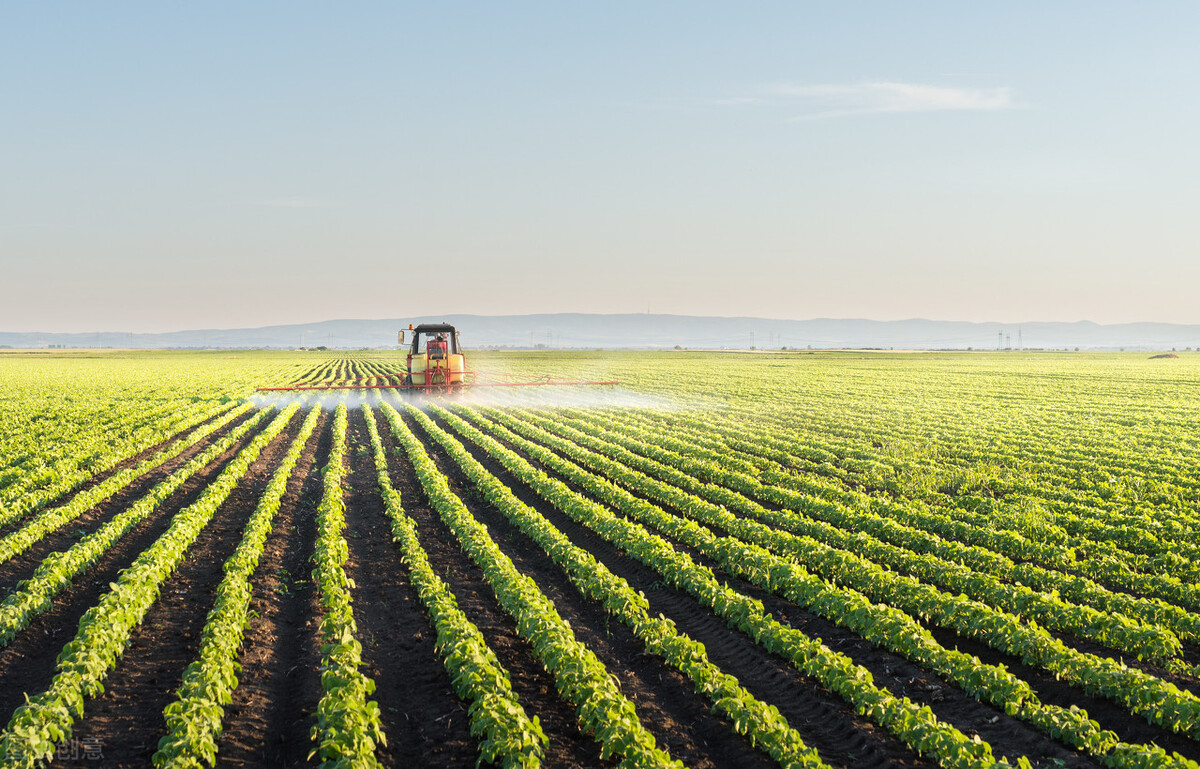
[
  {"left": 398, "top": 323, "right": 466, "bottom": 388},
  {"left": 256, "top": 321, "right": 617, "bottom": 394}
]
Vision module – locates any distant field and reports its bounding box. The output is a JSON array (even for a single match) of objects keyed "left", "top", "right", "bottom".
[{"left": 1, "top": 349, "right": 1198, "bottom": 768}]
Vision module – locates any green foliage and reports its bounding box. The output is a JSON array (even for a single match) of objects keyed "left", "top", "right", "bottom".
[
  {"left": 361, "top": 402, "right": 547, "bottom": 769},
  {"left": 0, "top": 405, "right": 297, "bottom": 766},
  {"left": 381, "top": 402, "right": 683, "bottom": 769},
  {"left": 308, "top": 404, "right": 387, "bottom": 768},
  {"left": 153, "top": 405, "right": 320, "bottom": 767},
  {"left": 5, "top": 350, "right": 1200, "bottom": 769}
]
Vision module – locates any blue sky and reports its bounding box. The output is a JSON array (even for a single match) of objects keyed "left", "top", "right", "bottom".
[{"left": 3, "top": 3, "right": 1198, "bottom": 331}]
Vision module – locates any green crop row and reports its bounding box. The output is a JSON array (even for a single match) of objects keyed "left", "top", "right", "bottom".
[
  {"left": 414, "top": 404, "right": 829, "bottom": 768},
  {"left": 488, "top": 407, "right": 1200, "bottom": 742},
  {"left": 152, "top": 403, "right": 319, "bottom": 767},
  {"left": 589, "top": 407, "right": 1200, "bottom": 646},
  {"left": 534, "top": 408, "right": 1181, "bottom": 663},
  {"left": 626, "top": 405, "right": 1200, "bottom": 613},
  {"left": 309, "top": 403, "right": 387, "bottom": 768},
  {"left": 361, "top": 402, "right": 547, "bottom": 769},
  {"left": 0, "top": 399, "right": 239, "bottom": 531},
  {"left": 0, "top": 403, "right": 253, "bottom": 567},
  {"left": 442, "top": 404, "right": 1024, "bottom": 769},
  {"left": 0, "top": 405, "right": 297, "bottom": 768},
  {"left": 0, "top": 407, "right": 271, "bottom": 647},
  {"left": 462, "top": 406, "right": 1197, "bottom": 769},
  {"left": 378, "top": 401, "right": 683, "bottom": 769}
]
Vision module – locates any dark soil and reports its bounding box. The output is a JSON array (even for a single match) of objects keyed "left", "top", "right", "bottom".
[
  {"left": 215, "top": 409, "right": 330, "bottom": 768},
  {"left": 0, "top": 409, "right": 270, "bottom": 725},
  {"left": 424, "top": 406, "right": 939, "bottom": 769},
  {"left": 340, "top": 407, "right": 476, "bottom": 766},
  {"left": 50, "top": 409, "right": 305, "bottom": 768},
  {"left": 373, "top": 405, "right": 611, "bottom": 768},
  {"left": 412, "top": 409, "right": 775, "bottom": 769}
]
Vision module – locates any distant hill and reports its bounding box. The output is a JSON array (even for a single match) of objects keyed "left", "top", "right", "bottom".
[{"left": 2, "top": 314, "right": 1199, "bottom": 351}]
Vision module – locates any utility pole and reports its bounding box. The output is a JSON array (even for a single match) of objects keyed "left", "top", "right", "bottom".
[{"left": 997, "top": 330, "right": 1002, "bottom": 350}]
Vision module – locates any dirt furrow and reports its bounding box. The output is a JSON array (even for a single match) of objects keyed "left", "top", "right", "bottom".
[
  {"left": 415, "top": 409, "right": 774, "bottom": 769},
  {"left": 0, "top": 411, "right": 271, "bottom": 726},
  {"left": 50, "top": 409, "right": 305, "bottom": 767},
  {"left": 432, "top": 408, "right": 938, "bottom": 769},
  {"left": 215, "top": 409, "right": 328, "bottom": 768},
  {"left": 341, "top": 408, "right": 476, "bottom": 766},
  {"left": 381, "top": 408, "right": 610, "bottom": 767}
]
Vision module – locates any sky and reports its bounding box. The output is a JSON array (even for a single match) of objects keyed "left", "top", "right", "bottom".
[{"left": 2, "top": 2, "right": 1198, "bottom": 332}]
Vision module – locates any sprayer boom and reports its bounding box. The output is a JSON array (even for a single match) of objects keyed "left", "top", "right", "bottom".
[
  {"left": 257, "top": 322, "right": 618, "bottom": 393},
  {"left": 256, "top": 375, "right": 619, "bottom": 393}
]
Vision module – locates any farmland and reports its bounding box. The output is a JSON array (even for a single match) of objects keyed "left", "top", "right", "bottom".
[{"left": 1, "top": 349, "right": 1199, "bottom": 768}]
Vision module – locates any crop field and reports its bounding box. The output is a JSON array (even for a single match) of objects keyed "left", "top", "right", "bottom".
[{"left": 1, "top": 349, "right": 1199, "bottom": 768}]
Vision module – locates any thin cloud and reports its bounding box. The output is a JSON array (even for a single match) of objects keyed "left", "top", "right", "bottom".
[
  {"left": 721, "top": 81, "right": 1017, "bottom": 121},
  {"left": 780, "top": 82, "right": 1015, "bottom": 120}
]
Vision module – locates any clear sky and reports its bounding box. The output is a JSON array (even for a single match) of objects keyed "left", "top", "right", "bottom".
[{"left": 3, "top": 2, "right": 1198, "bottom": 332}]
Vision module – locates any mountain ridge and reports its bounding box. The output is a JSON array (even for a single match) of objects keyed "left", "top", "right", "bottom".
[{"left": 3, "top": 314, "right": 1198, "bottom": 351}]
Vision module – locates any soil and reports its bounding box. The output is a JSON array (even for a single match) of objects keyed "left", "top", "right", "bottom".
[
  {"left": 339, "top": 407, "right": 476, "bottom": 766},
  {"left": 50, "top": 408, "right": 306, "bottom": 768},
  {"left": 0, "top": 408, "right": 270, "bottom": 725},
  {"left": 215, "top": 409, "right": 330, "bottom": 768},
  {"left": 6, "top": 401, "right": 1196, "bottom": 769}
]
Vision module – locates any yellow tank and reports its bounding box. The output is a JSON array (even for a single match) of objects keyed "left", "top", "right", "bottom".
[{"left": 408, "top": 354, "right": 465, "bottom": 385}]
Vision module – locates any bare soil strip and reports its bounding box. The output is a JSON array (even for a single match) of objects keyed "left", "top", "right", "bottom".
[
  {"left": 340, "top": 408, "right": 476, "bottom": 766},
  {"left": 380, "top": 408, "right": 610, "bottom": 767},
  {"left": 553, "top": 461, "right": 1109, "bottom": 768},
  {"left": 216, "top": 410, "right": 329, "bottom": 768},
  {"left": 921, "top": 622, "right": 1200, "bottom": 763},
  {"left": 674, "top": 486, "right": 1200, "bottom": 763},
  {"left": 0, "top": 411, "right": 270, "bottom": 725},
  {"left": 549, "top": 435, "right": 1193, "bottom": 765},
  {"left": 431, "top": 409, "right": 936, "bottom": 769},
  {"left": 414, "top": 410, "right": 774, "bottom": 769},
  {"left": 51, "top": 409, "right": 305, "bottom": 767}
]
